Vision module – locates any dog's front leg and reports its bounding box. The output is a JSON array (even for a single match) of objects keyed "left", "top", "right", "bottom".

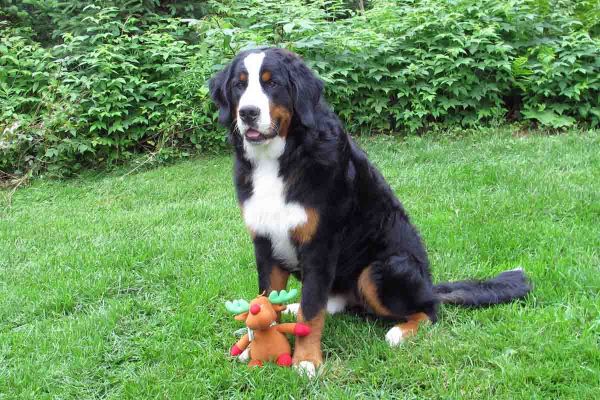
[
  {"left": 253, "top": 236, "right": 289, "bottom": 294},
  {"left": 293, "top": 241, "right": 337, "bottom": 377}
]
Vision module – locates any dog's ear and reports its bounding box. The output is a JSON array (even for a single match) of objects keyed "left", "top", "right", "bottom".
[
  {"left": 208, "top": 62, "right": 234, "bottom": 126},
  {"left": 286, "top": 53, "right": 323, "bottom": 129}
]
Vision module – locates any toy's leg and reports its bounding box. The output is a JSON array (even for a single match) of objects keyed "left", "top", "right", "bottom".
[
  {"left": 248, "top": 359, "right": 263, "bottom": 367},
  {"left": 276, "top": 353, "right": 292, "bottom": 367},
  {"left": 274, "top": 323, "right": 311, "bottom": 336},
  {"left": 230, "top": 334, "right": 250, "bottom": 357}
]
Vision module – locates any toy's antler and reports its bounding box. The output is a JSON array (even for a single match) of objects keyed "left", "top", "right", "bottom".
[
  {"left": 268, "top": 289, "right": 298, "bottom": 305},
  {"left": 225, "top": 299, "right": 250, "bottom": 314}
]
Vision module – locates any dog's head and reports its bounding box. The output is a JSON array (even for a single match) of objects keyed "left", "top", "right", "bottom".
[{"left": 209, "top": 48, "right": 323, "bottom": 145}]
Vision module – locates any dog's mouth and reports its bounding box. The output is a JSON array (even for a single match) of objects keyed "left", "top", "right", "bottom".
[{"left": 244, "top": 128, "right": 277, "bottom": 143}]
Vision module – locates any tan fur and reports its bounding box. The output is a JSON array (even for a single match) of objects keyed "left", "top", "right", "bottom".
[
  {"left": 291, "top": 208, "right": 319, "bottom": 244},
  {"left": 232, "top": 294, "right": 308, "bottom": 367},
  {"left": 393, "top": 312, "right": 430, "bottom": 338},
  {"left": 357, "top": 266, "right": 394, "bottom": 317},
  {"left": 270, "top": 104, "right": 292, "bottom": 137},
  {"left": 269, "top": 266, "right": 290, "bottom": 292},
  {"left": 293, "top": 308, "right": 325, "bottom": 366},
  {"left": 250, "top": 327, "right": 291, "bottom": 362}
]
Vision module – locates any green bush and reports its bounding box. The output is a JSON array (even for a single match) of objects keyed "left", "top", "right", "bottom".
[
  {"left": 0, "top": 29, "right": 61, "bottom": 176},
  {"left": 211, "top": 0, "right": 599, "bottom": 132},
  {"left": 1, "top": 0, "right": 599, "bottom": 178},
  {"left": 1, "top": 6, "right": 225, "bottom": 177}
]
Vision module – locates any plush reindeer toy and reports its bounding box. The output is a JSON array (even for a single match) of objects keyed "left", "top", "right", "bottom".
[{"left": 225, "top": 289, "right": 311, "bottom": 367}]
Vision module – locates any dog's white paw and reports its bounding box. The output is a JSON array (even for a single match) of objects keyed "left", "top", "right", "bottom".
[
  {"left": 282, "top": 303, "right": 300, "bottom": 316},
  {"left": 385, "top": 327, "right": 405, "bottom": 347},
  {"left": 294, "top": 361, "right": 317, "bottom": 378},
  {"left": 237, "top": 348, "right": 250, "bottom": 363},
  {"left": 326, "top": 295, "right": 347, "bottom": 315}
]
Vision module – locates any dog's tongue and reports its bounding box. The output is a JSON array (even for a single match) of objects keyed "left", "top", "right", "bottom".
[{"left": 246, "top": 129, "right": 261, "bottom": 139}]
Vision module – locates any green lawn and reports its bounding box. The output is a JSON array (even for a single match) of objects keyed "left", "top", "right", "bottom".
[{"left": 1, "top": 128, "right": 599, "bottom": 399}]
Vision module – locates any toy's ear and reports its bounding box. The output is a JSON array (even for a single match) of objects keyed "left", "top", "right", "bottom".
[
  {"left": 273, "top": 305, "right": 287, "bottom": 312},
  {"left": 234, "top": 312, "right": 248, "bottom": 321},
  {"left": 208, "top": 61, "right": 234, "bottom": 126}
]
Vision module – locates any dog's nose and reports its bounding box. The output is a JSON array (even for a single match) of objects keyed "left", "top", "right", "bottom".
[
  {"left": 239, "top": 106, "right": 260, "bottom": 123},
  {"left": 250, "top": 304, "right": 261, "bottom": 315}
]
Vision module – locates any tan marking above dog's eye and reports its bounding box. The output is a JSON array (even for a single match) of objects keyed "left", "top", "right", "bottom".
[
  {"left": 239, "top": 73, "right": 247, "bottom": 81},
  {"left": 261, "top": 71, "right": 272, "bottom": 82}
]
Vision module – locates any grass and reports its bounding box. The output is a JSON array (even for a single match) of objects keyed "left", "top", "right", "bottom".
[{"left": 1, "top": 127, "right": 599, "bottom": 399}]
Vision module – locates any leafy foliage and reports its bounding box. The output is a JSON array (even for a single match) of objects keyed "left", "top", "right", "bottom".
[
  {"left": 1, "top": 0, "right": 599, "bottom": 177},
  {"left": 1, "top": 5, "right": 225, "bottom": 177}
]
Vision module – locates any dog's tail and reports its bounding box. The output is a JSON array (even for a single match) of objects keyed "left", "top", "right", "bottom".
[{"left": 434, "top": 268, "right": 531, "bottom": 307}]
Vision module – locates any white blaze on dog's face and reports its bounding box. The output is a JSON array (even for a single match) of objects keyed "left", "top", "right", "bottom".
[
  {"left": 236, "top": 52, "right": 272, "bottom": 144},
  {"left": 209, "top": 48, "right": 319, "bottom": 148}
]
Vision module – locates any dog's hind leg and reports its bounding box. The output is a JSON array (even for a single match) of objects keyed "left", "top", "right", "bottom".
[
  {"left": 357, "top": 255, "right": 438, "bottom": 347},
  {"left": 384, "top": 312, "right": 430, "bottom": 346}
]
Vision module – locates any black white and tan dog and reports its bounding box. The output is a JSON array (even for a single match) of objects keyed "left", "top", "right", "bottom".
[{"left": 209, "top": 47, "right": 531, "bottom": 376}]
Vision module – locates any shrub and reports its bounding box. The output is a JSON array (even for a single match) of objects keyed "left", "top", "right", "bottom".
[
  {"left": 196, "top": 0, "right": 599, "bottom": 133},
  {"left": 1, "top": 7, "right": 225, "bottom": 177},
  {"left": 1, "top": 0, "right": 599, "bottom": 178}
]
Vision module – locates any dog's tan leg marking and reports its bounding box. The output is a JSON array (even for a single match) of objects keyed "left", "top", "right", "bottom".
[
  {"left": 269, "top": 265, "right": 289, "bottom": 321},
  {"left": 358, "top": 267, "right": 430, "bottom": 346},
  {"left": 386, "top": 312, "right": 430, "bottom": 346},
  {"left": 357, "top": 265, "right": 394, "bottom": 317},
  {"left": 269, "top": 265, "right": 289, "bottom": 292},
  {"left": 293, "top": 308, "right": 325, "bottom": 377}
]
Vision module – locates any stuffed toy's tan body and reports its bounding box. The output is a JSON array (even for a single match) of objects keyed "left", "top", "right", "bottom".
[{"left": 226, "top": 290, "right": 310, "bottom": 367}]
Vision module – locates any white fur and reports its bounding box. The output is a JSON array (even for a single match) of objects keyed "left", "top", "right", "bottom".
[
  {"left": 283, "top": 296, "right": 347, "bottom": 317},
  {"left": 237, "top": 52, "right": 271, "bottom": 136},
  {"left": 237, "top": 348, "right": 250, "bottom": 363},
  {"left": 242, "top": 134, "right": 286, "bottom": 161},
  {"left": 242, "top": 136, "right": 307, "bottom": 269},
  {"left": 282, "top": 302, "right": 300, "bottom": 315},
  {"left": 385, "top": 326, "right": 405, "bottom": 347},
  {"left": 294, "top": 361, "right": 316, "bottom": 378},
  {"left": 326, "top": 295, "right": 347, "bottom": 315}
]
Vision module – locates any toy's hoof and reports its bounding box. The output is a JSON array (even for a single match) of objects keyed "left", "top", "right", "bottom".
[
  {"left": 294, "top": 361, "right": 316, "bottom": 378},
  {"left": 248, "top": 360, "right": 263, "bottom": 367},
  {"left": 230, "top": 344, "right": 243, "bottom": 356},
  {"left": 294, "top": 323, "right": 311, "bottom": 337},
  {"left": 276, "top": 353, "right": 293, "bottom": 367}
]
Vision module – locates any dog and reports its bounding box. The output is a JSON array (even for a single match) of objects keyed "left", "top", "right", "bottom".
[{"left": 209, "top": 47, "right": 531, "bottom": 376}]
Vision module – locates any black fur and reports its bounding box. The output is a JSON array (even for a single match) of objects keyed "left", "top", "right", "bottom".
[
  {"left": 434, "top": 269, "right": 531, "bottom": 306},
  {"left": 209, "top": 47, "right": 531, "bottom": 323}
]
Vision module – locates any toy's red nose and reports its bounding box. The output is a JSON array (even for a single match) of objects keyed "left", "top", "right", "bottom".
[{"left": 250, "top": 304, "right": 261, "bottom": 315}]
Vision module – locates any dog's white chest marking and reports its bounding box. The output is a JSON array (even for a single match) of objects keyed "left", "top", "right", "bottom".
[{"left": 243, "top": 137, "right": 306, "bottom": 268}]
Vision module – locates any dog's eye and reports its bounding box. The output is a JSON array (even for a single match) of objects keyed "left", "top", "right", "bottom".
[
  {"left": 234, "top": 81, "right": 246, "bottom": 89},
  {"left": 265, "top": 80, "right": 278, "bottom": 88}
]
